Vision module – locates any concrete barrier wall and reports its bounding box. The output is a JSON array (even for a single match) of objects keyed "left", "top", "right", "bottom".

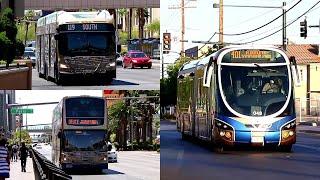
[{"left": 0, "top": 61, "right": 32, "bottom": 90}]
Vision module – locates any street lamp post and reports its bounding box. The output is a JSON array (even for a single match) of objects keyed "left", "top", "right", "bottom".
[{"left": 213, "top": 2, "right": 287, "bottom": 50}]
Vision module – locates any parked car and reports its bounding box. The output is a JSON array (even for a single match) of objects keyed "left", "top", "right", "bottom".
[
  {"left": 108, "top": 142, "right": 117, "bottom": 163},
  {"left": 116, "top": 52, "right": 123, "bottom": 66},
  {"left": 23, "top": 51, "right": 36, "bottom": 68},
  {"left": 123, "top": 51, "right": 152, "bottom": 69},
  {"left": 25, "top": 47, "right": 35, "bottom": 52}
]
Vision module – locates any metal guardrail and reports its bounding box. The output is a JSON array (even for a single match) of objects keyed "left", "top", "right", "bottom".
[{"left": 31, "top": 148, "right": 72, "bottom": 180}]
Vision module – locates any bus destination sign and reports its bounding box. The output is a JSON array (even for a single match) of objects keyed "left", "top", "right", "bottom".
[
  {"left": 222, "top": 49, "right": 286, "bottom": 63},
  {"left": 231, "top": 50, "right": 272, "bottom": 60},
  {"left": 67, "top": 118, "right": 102, "bottom": 126},
  {"left": 60, "top": 23, "right": 114, "bottom": 32}
]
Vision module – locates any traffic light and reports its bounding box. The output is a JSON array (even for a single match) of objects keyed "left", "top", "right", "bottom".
[
  {"left": 300, "top": 19, "right": 307, "bottom": 39},
  {"left": 163, "top": 33, "right": 171, "bottom": 54}
]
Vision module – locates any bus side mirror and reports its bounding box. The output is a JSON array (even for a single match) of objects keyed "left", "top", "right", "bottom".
[
  {"left": 54, "top": 34, "right": 60, "bottom": 40},
  {"left": 57, "top": 131, "right": 62, "bottom": 138},
  {"left": 289, "top": 56, "right": 301, "bottom": 87},
  {"left": 108, "top": 144, "right": 112, "bottom": 151}
]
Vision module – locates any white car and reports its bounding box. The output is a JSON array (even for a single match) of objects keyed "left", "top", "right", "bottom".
[
  {"left": 116, "top": 53, "right": 124, "bottom": 66},
  {"left": 108, "top": 142, "right": 117, "bottom": 163}
]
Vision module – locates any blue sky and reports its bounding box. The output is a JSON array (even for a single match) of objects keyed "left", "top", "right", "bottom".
[{"left": 161, "top": 0, "right": 320, "bottom": 54}]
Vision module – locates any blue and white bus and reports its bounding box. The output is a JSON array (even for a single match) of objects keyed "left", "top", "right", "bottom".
[{"left": 177, "top": 46, "right": 300, "bottom": 152}]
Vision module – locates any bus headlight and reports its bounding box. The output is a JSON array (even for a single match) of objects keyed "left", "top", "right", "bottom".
[
  {"left": 132, "top": 60, "right": 138, "bottom": 63},
  {"left": 215, "top": 119, "right": 234, "bottom": 141},
  {"left": 60, "top": 64, "right": 68, "bottom": 69},
  {"left": 281, "top": 121, "right": 296, "bottom": 139},
  {"left": 109, "top": 62, "right": 116, "bottom": 67}
]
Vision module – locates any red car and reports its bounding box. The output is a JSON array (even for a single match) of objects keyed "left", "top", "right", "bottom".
[{"left": 122, "top": 51, "right": 152, "bottom": 69}]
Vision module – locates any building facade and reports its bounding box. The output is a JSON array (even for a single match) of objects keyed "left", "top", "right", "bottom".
[
  {"left": 0, "top": 0, "right": 24, "bottom": 17},
  {"left": 25, "top": 0, "right": 159, "bottom": 10},
  {"left": 286, "top": 44, "right": 320, "bottom": 118},
  {"left": 0, "top": 90, "right": 16, "bottom": 135}
]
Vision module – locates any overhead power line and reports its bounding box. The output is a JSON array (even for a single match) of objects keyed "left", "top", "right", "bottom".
[
  {"left": 236, "top": 0, "right": 320, "bottom": 45},
  {"left": 218, "top": 0, "right": 302, "bottom": 36}
]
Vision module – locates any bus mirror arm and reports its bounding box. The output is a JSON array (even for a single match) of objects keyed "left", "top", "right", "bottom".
[
  {"left": 203, "top": 56, "right": 214, "bottom": 87},
  {"left": 289, "top": 56, "right": 301, "bottom": 87}
]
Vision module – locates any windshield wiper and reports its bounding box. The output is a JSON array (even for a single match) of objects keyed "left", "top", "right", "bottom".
[{"left": 254, "top": 63, "right": 277, "bottom": 73}]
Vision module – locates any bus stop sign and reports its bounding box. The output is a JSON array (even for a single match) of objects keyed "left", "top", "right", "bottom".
[{"left": 10, "top": 108, "right": 33, "bottom": 114}]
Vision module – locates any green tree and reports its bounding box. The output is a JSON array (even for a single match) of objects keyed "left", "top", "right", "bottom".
[
  {"left": 8, "top": 130, "right": 32, "bottom": 145},
  {"left": 0, "top": 8, "right": 18, "bottom": 67},
  {"left": 137, "top": 8, "right": 149, "bottom": 39},
  {"left": 108, "top": 100, "right": 139, "bottom": 150},
  {"left": 146, "top": 19, "right": 160, "bottom": 38},
  {"left": 0, "top": 32, "right": 12, "bottom": 61},
  {"left": 160, "top": 57, "right": 192, "bottom": 108}
]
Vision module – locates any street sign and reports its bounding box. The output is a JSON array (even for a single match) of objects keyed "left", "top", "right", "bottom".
[{"left": 10, "top": 108, "right": 33, "bottom": 114}]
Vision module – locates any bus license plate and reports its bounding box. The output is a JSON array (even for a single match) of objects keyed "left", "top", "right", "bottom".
[{"left": 251, "top": 136, "right": 264, "bottom": 143}]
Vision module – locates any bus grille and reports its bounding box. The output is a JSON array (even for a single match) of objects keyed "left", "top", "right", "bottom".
[{"left": 64, "top": 56, "right": 114, "bottom": 73}]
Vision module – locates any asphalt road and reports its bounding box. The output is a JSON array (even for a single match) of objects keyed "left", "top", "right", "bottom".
[
  {"left": 37, "top": 146, "right": 160, "bottom": 180},
  {"left": 31, "top": 60, "right": 160, "bottom": 90},
  {"left": 71, "top": 151, "right": 160, "bottom": 180},
  {"left": 160, "top": 120, "right": 320, "bottom": 180}
]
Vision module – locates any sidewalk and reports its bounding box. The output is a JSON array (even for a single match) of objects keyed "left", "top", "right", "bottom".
[{"left": 8, "top": 158, "right": 34, "bottom": 180}]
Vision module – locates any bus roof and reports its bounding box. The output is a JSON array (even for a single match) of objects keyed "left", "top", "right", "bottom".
[{"left": 37, "top": 10, "right": 113, "bottom": 27}]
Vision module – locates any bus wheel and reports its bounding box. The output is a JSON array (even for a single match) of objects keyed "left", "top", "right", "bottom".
[
  {"left": 279, "top": 145, "right": 292, "bottom": 152},
  {"left": 214, "top": 145, "right": 224, "bottom": 153},
  {"left": 131, "top": 62, "right": 135, "bottom": 69},
  {"left": 55, "top": 73, "right": 63, "bottom": 85},
  {"left": 148, "top": 65, "right": 152, "bottom": 69}
]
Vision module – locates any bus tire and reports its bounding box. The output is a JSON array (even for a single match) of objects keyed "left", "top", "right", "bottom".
[
  {"left": 213, "top": 145, "right": 224, "bottom": 153},
  {"left": 148, "top": 65, "right": 152, "bottom": 69},
  {"left": 55, "top": 73, "right": 65, "bottom": 85},
  {"left": 279, "top": 145, "right": 292, "bottom": 152}
]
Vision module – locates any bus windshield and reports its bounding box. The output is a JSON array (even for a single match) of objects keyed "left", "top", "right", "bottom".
[
  {"left": 59, "top": 32, "right": 115, "bottom": 56},
  {"left": 63, "top": 130, "right": 106, "bottom": 151},
  {"left": 220, "top": 65, "right": 290, "bottom": 116},
  {"left": 65, "top": 97, "right": 104, "bottom": 117}
]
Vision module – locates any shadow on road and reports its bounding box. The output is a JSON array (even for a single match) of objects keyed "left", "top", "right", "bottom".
[
  {"left": 68, "top": 168, "right": 124, "bottom": 175},
  {"left": 53, "top": 77, "right": 139, "bottom": 86}
]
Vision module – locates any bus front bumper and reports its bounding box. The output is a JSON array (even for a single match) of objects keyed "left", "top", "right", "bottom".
[
  {"left": 61, "top": 163, "right": 108, "bottom": 170},
  {"left": 214, "top": 128, "right": 296, "bottom": 147}
]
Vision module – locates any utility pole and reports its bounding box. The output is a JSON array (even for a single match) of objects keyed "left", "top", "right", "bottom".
[
  {"left": 181, "top": 0, "right": 185, "bottom": 56},
  {"left": 282, "top": 1, "right": 287, "bottom": 51},
  {"left": 219, "top": 0, "right": 223, "bottom": 46},
  {"left": 169, "top": 0, "right": 196, "bottom": 56}
]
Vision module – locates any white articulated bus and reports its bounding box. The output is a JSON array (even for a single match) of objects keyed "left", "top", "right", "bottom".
[{"left": 36, "top": 11, "right": 116, "bottom": 84}]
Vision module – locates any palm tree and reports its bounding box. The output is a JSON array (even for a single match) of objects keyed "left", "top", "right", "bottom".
[
  {"left": 24, "top": 10, "right": 35, "bottom": 45},
  {"left": 108, "top": 99, "right": 139, "bottom": 150},
  {"left": 136, "top": 8, "right": 149, "bottom": 39},
  {"left": 118, "top": 8, "right": 128, "bottom": 31},
  {"left": 146, "top": 19, "right": 160, "bottom": 38}
]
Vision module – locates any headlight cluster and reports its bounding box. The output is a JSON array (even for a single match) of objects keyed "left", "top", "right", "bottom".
[
  {"left": 281, "top": 121, "right": 295, "bottom": 139},
  {"left": 215, "top": 120, "right": 234, "bottom": 141}
]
